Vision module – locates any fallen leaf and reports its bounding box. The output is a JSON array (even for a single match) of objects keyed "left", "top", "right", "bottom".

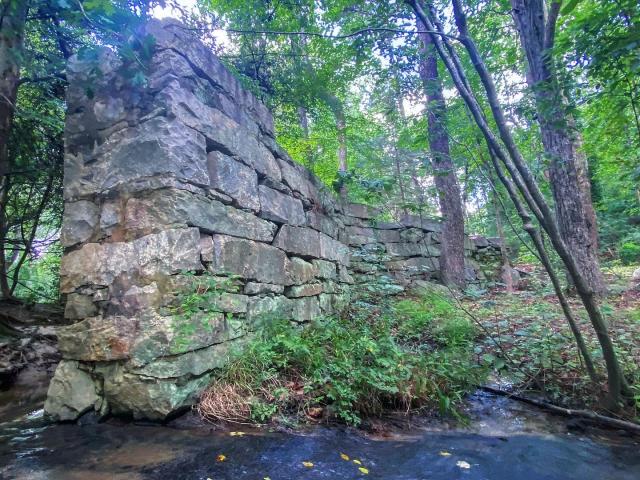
[
  {"left": 216, "top": 454, "right": 226, "bottom": 462},
  {"left": 439, "top": 451, "right": 452, "bottom": 457},
  {"left": 456, "top": 460, "right": 471, "bottom": 469},
  {"left": 353, "top": 459, "right": 362, "bottom": 465},
  {"left": 340, "top": 453, "right": 350, "bottom": 461},
  {"left": 302, "top": 461, "right": 314, "bottom": 468},
  {"left": 358, "top": 467, "right": 369, "bottom": 475},
  {"left": 307, "top": 407, "right": 324, "bottom": 418},
  {"left": 229, "top": 431, "right": 245, "bottom": 437}
]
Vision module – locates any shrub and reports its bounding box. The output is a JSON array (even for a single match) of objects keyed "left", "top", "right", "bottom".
[
  {"left": 619, "top": 241, "right": 640, "bottom": 265},
  {"left": 198, "top": 292, "right": 484, "bottom": 426}
]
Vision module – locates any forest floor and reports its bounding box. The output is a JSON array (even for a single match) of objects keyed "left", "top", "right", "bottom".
[{"left": 466, "top": 263, "right": 640, "bottom": 421}]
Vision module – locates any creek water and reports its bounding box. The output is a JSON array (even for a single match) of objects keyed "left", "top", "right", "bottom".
[{"left": 0, "top": 388, "right": 638, "bottom": 480}]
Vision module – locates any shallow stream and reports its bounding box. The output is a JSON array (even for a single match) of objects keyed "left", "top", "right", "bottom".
[{"left": 1, "top": 390, "right": 638, "bottom": 479}]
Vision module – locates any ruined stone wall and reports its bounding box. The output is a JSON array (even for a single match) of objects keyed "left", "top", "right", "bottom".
[
  {"left": 45, "top": 19, "right": 502, "bottom": 422},
  {"left": 45, "top": 19, "right": 351, "bottom": 421},
  {"left": 343, "top": 204, "right": 501, "bottom": 291}
]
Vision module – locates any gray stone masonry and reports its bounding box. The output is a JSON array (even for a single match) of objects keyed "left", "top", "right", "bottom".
[{"left": 46, "top": 18, "right": 503, "bottom": 422}]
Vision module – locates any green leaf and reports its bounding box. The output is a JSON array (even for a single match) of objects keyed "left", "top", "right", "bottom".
[{"left": 561, "top": 0, "right": 580, "bottom": 15}]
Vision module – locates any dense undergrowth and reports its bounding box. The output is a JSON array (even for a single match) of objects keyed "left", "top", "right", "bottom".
[
  {"left": 469, "top": 263, "right": 640, "bottom": 419},
  {"left": 198, "top": 288, "right": 485, "bottom": 426},
  {"left": 198, "top": 263, "right": 640, "bottom": 426}
]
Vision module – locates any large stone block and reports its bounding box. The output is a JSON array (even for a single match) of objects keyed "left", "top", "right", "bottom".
[
  {"left": 64, "top": 116, "right": 209, "bottom": 200},
  {"left": 209, "top": 234, "right": 289, "bottom": 284},
  {"left": 273, "top": 225, "right": 349, "bottom": 265},
  {"left": 131, "top": 338, "right": 246, "bottom": 379},
  {"left": 306, "top": 211, "right": 340, "bottom": 238},
  {"left": 131, "top": 310, "right": 239, "bottom": 365},
  {"left": 385, "top": 257, "right": 440, "bottom": 273},
  {"left": 157, "top": 81, "right": 281, "bottom": 181},
  {"left": 145, "top": 19, "right": 274, "bottom": 135},
  {"left": 287, "top": 257, "right": 317, "bottom": 285},
  {"left": 125, "top": 188, "right": 276, "bottom": 242},
  {"left": 61, "top": 200, "right": 100, "bottom": 247},
  {"left": 208, "top": 151, "right": 260, "bottom": 212},
  {"left": 60, "top": 228, "right": 202, "bottom": 293},
  {"left": 258, "top": 185, "right": 306, "bottom": 225},
  {"left": 285, "top": 283, "right": 323, "bottom": 298},
  {"left": 44, "top": 360, "right": 100, "bottom": 421},
  {"left": 398, "top": 214, "right": 442, "bottom": 232},
  {"left": 385, "top": 242, "right": 440, "bottom": 258},
  {"left": 101, "top": 366, "right": 213, "bottom": 420},
  {"left": 312, "top": 259, "right": 337, "bottom": 280},
  {"left": 58, "top": 315, "right": 136, "bottom": 361},
  {"left": 278, "top": 158, "right": 312, "bottom": 197},
  {"left": 375, "top": 229, "right": 401, "bottom": 243},
  {"left": 64, "top": 293, "right": 97, "bottom": 320},
  {"left": 246, "top": 295, "right": 293, "bottom": 326},
  {"left": 290, "top": 296, "right": 321, "bottom": 322},
  {"left": 244, "top": 282, "right": 285, "bottom": 295}
]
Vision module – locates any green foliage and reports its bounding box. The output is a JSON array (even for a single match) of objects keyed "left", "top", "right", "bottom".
[
  {"left": 618, "top": 233, "right": 640, "bottom": 265},
  {"left": 209, "top": 292, "right": 484, "bottom": 425},
  {"left": 169, "top": 271, "right": 241, "bottom": 353}
]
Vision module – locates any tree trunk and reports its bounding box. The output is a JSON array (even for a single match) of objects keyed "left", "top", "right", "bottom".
[
  {"left": 407, "top": 0, "right": 628, "bottom": 407},
  {"left": 491, "top": 175, "right": 514, "bottom": 293},
  {"left": 510, "top": 0, "right": 604, "bottom": 294},
  {"left": 0, "top": 0, "right": 29, "bottom": 299},
  {"left": 321, "top": 91, "right": 348, "bottom": 200},
  {"left": 417, "top": 18, "right": 466, "bottom": 287}
]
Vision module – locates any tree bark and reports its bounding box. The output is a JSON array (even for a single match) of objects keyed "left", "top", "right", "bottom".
[
  {"left": 510, "top": 0, "right": 604, "bottom": 294},
  {"left": 0, "top": 0, "right": 29, "bottom": 299},
  {"left": 417, "top": 18, "right": 466, "bottom": 287}
]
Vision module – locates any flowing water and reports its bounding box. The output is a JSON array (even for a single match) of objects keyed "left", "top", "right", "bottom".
[{"left": 0, "top": 390, "right": 638, "bottom": 479}]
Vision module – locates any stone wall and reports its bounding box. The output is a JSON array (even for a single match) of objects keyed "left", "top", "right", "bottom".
[
  {"left": 343, "top": 204, "right": 500, "bottom": 291},
  {"left": 45, "top": 19, "right": 502, "bottom": 422}
]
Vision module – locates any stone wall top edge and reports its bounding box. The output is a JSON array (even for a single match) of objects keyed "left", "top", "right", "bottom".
[{"left": 144, "top": 18, "right": 274, "bottom": 136}]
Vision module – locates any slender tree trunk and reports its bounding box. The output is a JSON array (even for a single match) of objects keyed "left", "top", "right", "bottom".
[
  {"left": 0, "top": 0, "right": 28, "bottom": 299},
  {"left": 490, "top": 174, "right": 514, "bottom": 293},
  {"left": 510, "top": 0, "right": 604, "bottom": 294},
  {"left": 321, "top": 91, "right": 348, "bottom": 200},
  {"left": 407, "top": 0, "right": 628, "bottom": 407},
  {"left": 9, "top": 174, "right": 54, "bottom": 295},
  {"left": 417, "top": 18, "right": 466, "bottom": 287}
]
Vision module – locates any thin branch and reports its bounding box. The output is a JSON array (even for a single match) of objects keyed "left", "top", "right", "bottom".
[{"left": 544, "top": 1, "right": 562, "bottom": 51}]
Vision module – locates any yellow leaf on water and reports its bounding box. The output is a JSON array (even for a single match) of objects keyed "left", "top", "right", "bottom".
[
  {"left": 302, "top": 461, "right": 314, "bottom": 468},
  {"left": 340, "top": 453, "right": 350, "bottom": 461},
  {"left": 229, "top": 431, "right": 246, "bottom": 437},
  {"left": 456, "top": 460, "right": 471, "bottom": 469},
  {"left": 358, "top": 467, "right": 369, "bottom": 475},
  {"left": 439, "top": 451, "right": 452, "bottom": 457},
  {"left": 353, "top": 459, "right": 362, "bottom": 465},
  {"left": 216, "top": 454, "right": 226, "bottom": 462}
]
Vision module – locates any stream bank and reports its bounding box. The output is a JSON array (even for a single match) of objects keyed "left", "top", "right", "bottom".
[{"left": 1, "top": 389, "right": 638, "bottom": 479}]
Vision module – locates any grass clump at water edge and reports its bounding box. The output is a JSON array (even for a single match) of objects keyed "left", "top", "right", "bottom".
[{"left": 197, "top": 292, "right": 486, "bottom": 426}]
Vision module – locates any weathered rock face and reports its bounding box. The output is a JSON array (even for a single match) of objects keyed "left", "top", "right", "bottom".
[{"left": 47, "top": 18, "right": 502, "bottom": 422}]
